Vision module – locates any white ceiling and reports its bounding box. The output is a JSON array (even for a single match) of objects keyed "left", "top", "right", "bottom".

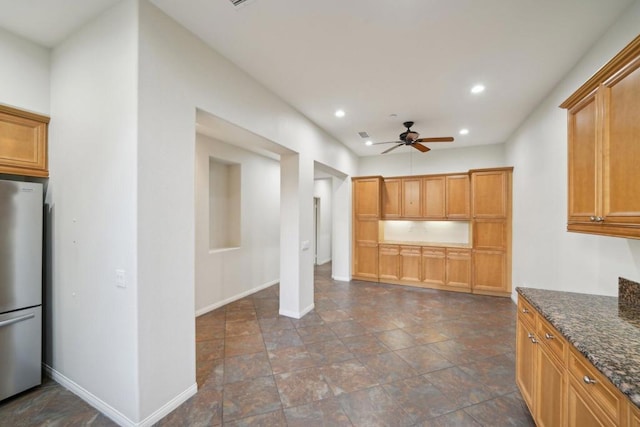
[{"left": 0, "top": 0, "right": 635, "bottom": 156}]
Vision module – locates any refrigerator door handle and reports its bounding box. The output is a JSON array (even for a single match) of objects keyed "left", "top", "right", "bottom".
[{"left": 0, "top": 313, "right": 35, "bottom": 328}]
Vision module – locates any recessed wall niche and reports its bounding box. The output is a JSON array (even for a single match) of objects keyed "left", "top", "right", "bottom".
[{"left": 209, "top": 157, "right": 241, "bottom": 250}]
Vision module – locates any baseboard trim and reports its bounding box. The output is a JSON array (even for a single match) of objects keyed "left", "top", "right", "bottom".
[
  {"left": 43, "top": 364, "right": 197, "bottom": 427},
  {"left": 195, "top": 279, "right": 279, "bottom": 317},
  {"left": 137, "top": 383, "right": 197, "bottom": 427},
  {"left": 316, "top": 258, "right": 332, "bottom": 266},
  {"left": 279, "top": 302, "right": 315, "bottom": 319},
  {"left": 331, "top": 275, "right": 351, "bottom": 282}
]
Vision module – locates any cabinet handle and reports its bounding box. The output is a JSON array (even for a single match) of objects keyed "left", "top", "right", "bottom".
[
  {"left": 590, "top": 216, "right": 596, "bottom": 222},
  {"left": 522, "top": 308, "right": 529, "bottom": 314},
  {"left": 583, "top": 375, "right": 597, "bottom": 385},
  {"left": 596, "top": 216, "right": 604, "bottom": 223},
  {"left": 527, "top": 333, "right": 537, "bottom": 344},
  {"left": 544, "top": 333, "right": 555, "bottom": 340}
]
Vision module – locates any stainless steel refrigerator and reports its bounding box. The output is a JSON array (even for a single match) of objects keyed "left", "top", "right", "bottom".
[{"left": 0, "top": 179, "right": 43, "bottom": 401}]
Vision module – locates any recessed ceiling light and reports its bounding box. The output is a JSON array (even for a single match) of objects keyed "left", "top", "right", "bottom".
[
  {"left": 365, "top": 140, "right": 373, "bottom": 146},
  {"left": 459, "top": 128, "right": 469, "bottom": 135},
  {"left": 335, "top": 109, "right": 345, "bottom": 118},
  {"left": 471, "top": 84, "right": 485, "bottom": 94}
]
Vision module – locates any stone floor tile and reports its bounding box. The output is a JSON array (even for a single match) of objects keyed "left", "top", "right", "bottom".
[{"left": 283, "top": 398, "right": 353, "bottom": 427}]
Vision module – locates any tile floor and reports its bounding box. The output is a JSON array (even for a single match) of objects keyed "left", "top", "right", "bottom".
[{"left": 0, "top": 263, "right": 534, "bottom": 426}]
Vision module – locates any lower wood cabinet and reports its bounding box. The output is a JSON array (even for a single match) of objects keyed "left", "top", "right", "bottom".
[
  {"left": 516, "top": 296, "right": 636, "bottom": 427},
  {"left": 379, "top": 244, "right": 400, "bottom": 281},
  {"left": 399, "top": 246, "right": 421, "bottom": 284},
  {"left": 422, "top": 247, "right": 446, "bottom": 287},
  {"left": 472, "top": 250, "right": 508, "bottom": 296},
  {"left": 445, "top": 248, "right": 470, "bottom": 291}
]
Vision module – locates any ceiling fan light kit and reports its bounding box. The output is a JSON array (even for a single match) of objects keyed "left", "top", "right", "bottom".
[{"left": 374, "top": 121, "right": 454, "bottom": 154}]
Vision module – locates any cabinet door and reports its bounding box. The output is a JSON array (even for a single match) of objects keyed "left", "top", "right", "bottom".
[
  {"left": 353, "top": 242, "right": 378, "bottom": 280},
  {"left": 446, "top": 174, "right": 470, "bottom": 219},
  {"left": 473, "top": 219, "right": 507, "bottom": 250},
  {"left": 353, "top": 219, "right": 379, "bottom": 280},
  {"left": 568, "top": 92, "right": 599, "bottom": 223},
  {"left": 382, "top": 179, "right": 401, "bottom": 219},
  {"left": 379, "top": 245, "right": 400, "bottom": 281},
  {"left": 0, "top": 107, "right": 49, "bottom": 177},
  {"left": 536, "top": 344, "right": 565, "bottom": 427},
  {"left": 400, "top": 246, "right": 421, "bottom": 283},
  {"left": 516, "top": 318, "right": 537, "bottom": 414},
  {"left": 353, "top": 177, "right": 381, "bottom": 219},
  {"left": 422, "top": 247, "right": 446, "bottom": 286},
  {"left": 629, "top": 402, "right": 640, "bottom": 427},
  {"left": 472, "top": 250, "right": 507, "bottom": 294},
  {"left": 445, "top": 249, "right": 470, "bottom": 290},
  {"left": 567, "top": 376, "right": 616, "bottom": 427},
  {"left": 602, "top": 58, "right": 640, "bottom": 224},
  {"left": 471, "top": 170, "right": 507, "bottom": 218},
  {"left": 422, "top": 176, "right": 445, "bottom": 219},
  {"left": 402, "top": 178, "right": 422, "bottom": 218}
]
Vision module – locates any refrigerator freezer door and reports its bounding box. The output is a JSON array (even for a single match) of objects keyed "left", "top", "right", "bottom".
[
  {"left": 0, "top": 306, "right": 42, "bottom": 401},
  {"left": 0, "top": 180, "right": 43, "bottom": 313}
]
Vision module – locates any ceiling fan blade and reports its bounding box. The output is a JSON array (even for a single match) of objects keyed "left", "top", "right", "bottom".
[
  {"left": 372, "top": 140, "right": 401, "bottom": 145},
  {"left": 381, "top": 143, "right": 404, "bottom": 154},
  {"left": 415, "top": 137, "right": 454, "bottom": 143},
  {"left": 412, "top": 143, "right": 431, "bottom": 153}
]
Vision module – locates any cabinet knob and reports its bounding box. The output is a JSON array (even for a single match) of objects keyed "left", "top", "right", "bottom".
[
  {"left": 544, "top": 333, "right": 555, "bottom": 340},
  {"left": 596, "top": 216, "right": 604, "bottom": 222},
  {"left": 583, "top": 375, "right": 597, "bottom": 385},
  {"left": 522, "top": 308, "right": 529, "bottom": 314},
  {"left": 527, "top": 332, "right": 537, "bottom": 344},
  {"left": 590, "top": 216, "right": 596, "bottom": 222}
]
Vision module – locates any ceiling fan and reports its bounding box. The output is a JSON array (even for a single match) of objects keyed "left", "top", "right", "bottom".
[{"left": 373, "top": 121, "right": 454, "bottom": 154}]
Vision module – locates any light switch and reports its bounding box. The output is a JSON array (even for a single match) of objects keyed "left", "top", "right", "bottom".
[
  {"left": 116, "top": 269, "right": 126, "bottom": 288},
  {"left": 301, "top": 240, "right": 310, "bottom": 251}
]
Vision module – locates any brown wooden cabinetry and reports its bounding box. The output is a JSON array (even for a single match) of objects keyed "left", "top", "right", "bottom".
[
  {"left": 517, "top": 296, "right": 636, "bottom": 427},
  {"left": 446, "top": 174, "right": 470, "bottom": 219},
  {"left": 471, "top": 168, "right": 512, "bottom": 297},
  {"left": 352, "top": 177, "right": 382, "bottom": 280},
  {"left": 630, "top": 403, "right": 640, "bottom": 427},
  {"left": 382, "top": 178, "right": 401, "bottom": 219},
  {"left": 379, "top": 244, "right": 400, "bottom": 281},
  {"left": 561, "top": 34, "right": 640, "bottom": 239},
  {"left": 399, "top": 246, "right": 421, "bottom": 284},
  {"left": 422, "top": 176, "right": 445, "bottom": 219},
  {"left": 401, "top": 177, "right": 422, "bottom": 218},
  {"left": 445, "top": 248, "right": 470, "bottom": 291},
  {"left": 0, "top": 104, "right": 49, "bottom": 177},
  {"left": 421, "top": 247, "right": 446, "bottom": 287}
]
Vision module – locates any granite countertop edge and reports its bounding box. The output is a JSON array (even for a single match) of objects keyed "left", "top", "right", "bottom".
[{"left": 516, "top": 287, "right": 640, "bottom": 409}]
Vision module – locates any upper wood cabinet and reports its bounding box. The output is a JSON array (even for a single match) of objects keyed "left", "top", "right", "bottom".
[
  {"left": 422, "top": 176, "right": 445, "bottom": 219},
  {"left": 401, "top": 177, "right": 422, "bottom": 218},
  {"left": 0, "top": 104, "right": 50, "bottom": 177},
  {"left": 353, "top": 177, "right": 382, "bottom": 219},
  {"left": 446, "top": 174, "right": 470, "bottom": 219},
  {"left": 382, "top": 178, "right": 401, "bottom": 219},
  {"left": 561, "top": 34, "right": 640, "bottom": 239},
  {"left": 471, "top": 169, "right": 508, "bottom": 218},
  {"left": 422, "top": 174, "right": 470, "bottom": 220}
]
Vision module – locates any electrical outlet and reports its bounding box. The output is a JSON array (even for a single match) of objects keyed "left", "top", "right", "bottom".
[{"left": 116, "top": 269, "right": 126, "bottom": 288}]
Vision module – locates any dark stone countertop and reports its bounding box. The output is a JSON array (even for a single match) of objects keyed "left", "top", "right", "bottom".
[{"left": 516, "top": 287, "right": 640, "bottom": 408}]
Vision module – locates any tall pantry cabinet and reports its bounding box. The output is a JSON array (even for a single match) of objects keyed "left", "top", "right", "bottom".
[
  {"left": 352, "top": 177, "right": 382, "bottom": 280},
  {"left": 471, "top": 168, "right": 513, "bottom": 296}
]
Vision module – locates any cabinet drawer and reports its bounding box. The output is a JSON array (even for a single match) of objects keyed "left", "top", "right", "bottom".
[
  {"left": 536, "top": 316, "right": 567, "bottom": 364},
  {"left": 568, "top": 348, "right": 623, "bottom": 425},
  {"left": 517, "top": 297, "right": 537, "bottom": 328},
  {"left": 422, "top": 247, "right": 446, "bottom": 257}
]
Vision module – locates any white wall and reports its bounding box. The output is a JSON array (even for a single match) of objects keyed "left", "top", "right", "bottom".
[
  {"left": 195, "top": 134, "right": 280, "bottom": 315},
  {"left": 358, "top": 143, "right": 506, "bottom": 176},
  {"left": 48, "top": 0, "right": 140, "bottom": 423},
  {"left": 0, "top": 26, "right": 50, "bottom": 114},
  {"left": 506, "top": 0, "right": 640, "bottom": 297},
  {"left": 137, "top": 0, "right": 358, "bottom": 421},
  {"left": 313, "top": 178, "right": 332, "bottom": 265}
]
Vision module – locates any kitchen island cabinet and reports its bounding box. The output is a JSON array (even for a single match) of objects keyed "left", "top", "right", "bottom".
[{"left": 516, "top": 287, "right": 640, "bottom": 427}]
